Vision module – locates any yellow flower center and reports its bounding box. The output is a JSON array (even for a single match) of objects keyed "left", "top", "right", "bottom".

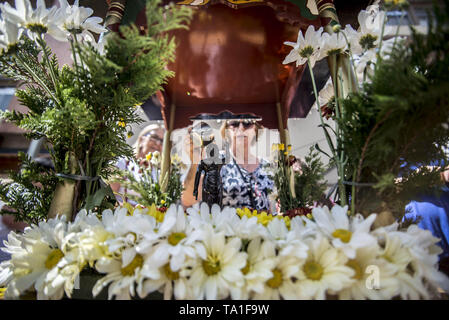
[
  {"left": 202, "top": 254, "right": 221, "bottom": 276},
  {"left": 346, "top": 259, "right": 363, "bottom": 280},
  {"left": 241, "top": 260, "right": 251, "bottom": 275},
  {"left": 303, "top": 261, "right": 324, "bottom": 280},
  {"left": 121, "top": 254, "right": 144, "bottom": 276},
  {"left": 168, "top": 232, "right": 186, "bottom": 246},
  {"left": 332, "top": 229, "right": 352, "bottom": 243},
  {"left": 266, "top": 268, "right": 283, "bottom": 289},
  {"left": 163, "top": 263, "right": 180, "bottom": 280},
  {"left": 45, "top": 249, "right": 64, "bottom": 270}
]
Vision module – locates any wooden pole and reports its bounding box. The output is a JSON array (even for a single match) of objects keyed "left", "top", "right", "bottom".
[{"left": 160, "top": 102, "right": 176, "bottom": 192}]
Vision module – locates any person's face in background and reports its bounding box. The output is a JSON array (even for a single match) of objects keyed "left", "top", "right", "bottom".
[
  {"left": 226, "top": 120, "right": 256, "bottom": 156},
  {"left": 137, "top": 128, "right": 164, "bottom": 159}
]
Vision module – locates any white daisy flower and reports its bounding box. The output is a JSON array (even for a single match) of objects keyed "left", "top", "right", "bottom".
[
  {"left": 138, "top": 204, "right": 202, "bottom": 272},
  {"left": 265, "top": 217, "right": 308, "bottom": 259},
  {"left": 338, "top": 245, "right": 399, "bottom": 300},
  {"left": 283, "top": 25, "right": 324, "bottom": 68},
  {"left": 252, "top": 242, "right": 302, "bottom": 300},
  {"left": 55, "top": 0, "right": 106, "bottom": 42},
  {"left": 297, "top": 235, "right": 355, "bottom": 300},
  {"left": 186, "top": 202, "right": 231, "bottom": 233},
  {"left": 63, "top": 210, "right": 113, "bottom": 268},
  {"left": 0, "top": 0, "right": 65, "bottom": 41},
  {"left": 102, "top": 207, "right": 158, "bottom": 275},
  {"left": 311, "top": 205, "right": 377, "bottom": 259},
  {"left": 139, "top": 258, "right": 193, "bottom": 300},
  {"left": 0, "top": 218, "right": 81, "bottom": 300},
  {"left": 230, "top": 237, "right": 277, "bottom": 299},
  {"left": 0, "top": 17, "right": 23, "bottom": 52},
  {"left": 387, "top": 225, "right": 449, "bottom": 294},
  {"left": 93, "top": 253, "right": 148, "bottom": 300},
  {"left": 188, "top": 226, "right": 246, "bottom": 300},
  {"left": 378, "top": 232, "right": 430, "bottom": 299},
  {"left": 319, "top": 31, "right": 348, "bottom": 60}
]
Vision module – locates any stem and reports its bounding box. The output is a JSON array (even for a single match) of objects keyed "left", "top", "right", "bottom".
[
  {"left": 392, "top": 10, "right": 405, "bottom": 51},
  {"left": 308, "top": 58, "right": 336, "bottom": 156},
  {"left": 308, "top": 57, "right": 346, "bottom": 205},
  {"left": 377, "top": 11, "right": 388, "bottom": 66},
  {"left": 356, "top": 109, "right": 393, "bottom": 184},
  {"left": 69, "top": 37, "right": 82, "bottom": 89}
]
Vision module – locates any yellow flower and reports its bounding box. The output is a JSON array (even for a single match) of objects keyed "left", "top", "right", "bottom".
[
  {"left": 123, "top": 201, "right": 136, "bottom": 215},
  {"left": 287, "top": 145, "right": 292, "bottom": 151},
  {"left": 146, "top": 204, "right": 165, "bottom": 223},
  {"left": 146, "top": 153, "right": 152, "bottom": 161},
  {"left": 284, "top": 151, "right": 288, "bottom": 155},
  {"left": 118, "top": 119, "right": 126, "bottom": 128},
  {"left": 160, "top": 199, "right": 166, "bottom": 205},
  {"left": 0, "top": 287, "right": 5, "bottom": 300},
  {"left": 306, "top": 213, "right": 313, "bottom": 219},
  {"left": 127, "top": 131, "right": 133, "bottom": 138},
  {"left": 279, "top": 143, "right": 285, "bottom": 151}
]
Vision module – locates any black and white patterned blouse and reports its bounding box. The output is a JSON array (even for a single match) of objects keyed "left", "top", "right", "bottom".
[{"left": 220, "top": 158, "right": 274, "bottom": 212}]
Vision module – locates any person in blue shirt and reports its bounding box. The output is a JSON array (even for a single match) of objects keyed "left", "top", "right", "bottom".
[{"left": 404, "top": 169, "right": 449, "bottom": 275}]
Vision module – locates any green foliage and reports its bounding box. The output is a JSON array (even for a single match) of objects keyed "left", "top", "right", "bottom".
[
  {"left": 273, "top": 146, "right": 328, "bottom": 213},
  {"left": 111, "top": 158, "right": 184, "bottom": 208},
  {"left": 339, "top": 0, "right": 449, "bottom": 218},
  {"left": 294, "top": 147, "right": 328, "bottom": 207},
  {"left": 0, "top": 153, "right": 58, "bottom": 225},
  {"left": 0, "top": 0, "right": 193, "bottom": 221}
]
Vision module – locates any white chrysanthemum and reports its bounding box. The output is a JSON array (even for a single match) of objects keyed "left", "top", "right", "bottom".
[
  {"left": 319, "top": 31, "right": 348, "bottom": 60},
  {"left": 297, "top": 235, "right": 355, "bottom": 299},
  {"left": 387, "top": 225, "right": 449, "bottom": 294},
  {"left": 338, "top": 245, "right": 399, "bottom": 300},
  {"left": 55, "top": 0, "right": 106, "bottom": 42},
  {"left": 229, "top": 213, "right": 268, "bottom": 240},
  {"left": 0, "top": 0, "right": 65, "bottom": 41},
  {"left": 0, "top": 218, "right": 81, "bottom": 300},
  {"left": 138, "top": 258, "right": 193, "bottom": 300},
  {"left": 252, "top": 242, "right": 302, "bottom": 300},
  {"left": 311, "top": 205, "right": 377, "bottom": 259},
  {"left": 265, "top": 217, "right": 308, "bottom": 259},
  {"left": 378, "top": 232, "right": 431, "bottom": 299},
  {"left": 187, "top": 202, "right": 231, "bottom": 233},
  {"left": 63, "top": 210, "right": 113, "bottom": 268},
  {"left": 102, "top": 207, "right": 157, "bottom": 266},
  {"left": 230, "top": 237, "right": 277, "bottom": 299},
  {"left": 93, "top": 254, "right": 147, "bottom": 300},
  {"left": 283, "top": 25, "right": 324, "bottom": 68},
  {"left": 137, "top": 204, "right": 202, "bottom": 272},
  {"left": 188, "top": 226, "right": 246, "bottom": 300},
  {"left": 0, "top": 17, "right": 23, "bottom": 51}
]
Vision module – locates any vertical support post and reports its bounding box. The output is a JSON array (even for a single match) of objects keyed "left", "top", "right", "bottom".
[
  {"left": 160, "top": 102, "right": 176, "bottom": 192},
  {"left": 276, "top": 102, "right": 286, "bottom": 145}
]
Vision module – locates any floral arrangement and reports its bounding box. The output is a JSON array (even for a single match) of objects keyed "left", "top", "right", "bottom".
[
  {"left": 110, "top": 151, "right": 184, "bottom": 209},
  {"left": 283, "top": 0, "right": 449, "bottom": 219},
  {"left": 1, "top": 202, "right": 448, "bottom": 300},
  {"left": 271, "top": 143, "right": 328, "bottom": 217},
  {"left": 0, "top": 0, "right": 192, "bottom": 221}
]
